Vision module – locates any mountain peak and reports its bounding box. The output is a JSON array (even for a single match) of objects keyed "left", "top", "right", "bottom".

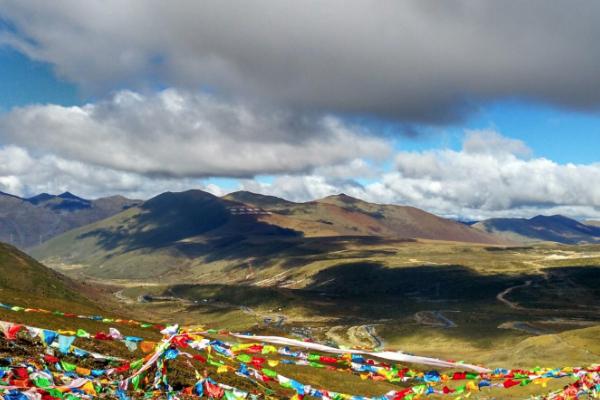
[
  {"left": 224, "top": 191, "right": 293, "bottom": 206},
  {"left": 530, "top": 214, "right": 567, "bottom": 220},
  {"left": 227, "top": 190, "right": 265, "bottom": 198},
  {"left": 319, "top": 193, "right": 363, "bottom": 204},
  {"left": 26, "top": 193, "right": 56, "bottom": 204},
  {"left": 530, "top": 214, "right": 585, "bottom": 226},
  {"left": 58, "top": 191, "right": 87, "bottom": 201},
  {"left": 143, "top": 189, "right": 218, "bottom": 208}
]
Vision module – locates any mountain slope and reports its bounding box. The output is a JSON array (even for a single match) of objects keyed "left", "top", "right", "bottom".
[
  {"left": 0, "top": 191, "right": 140, "bottom": 248},
  {"left": 32, "top": 190, "right": 300, "bottom": 279},
  {"left": 33, "top": 190, "right": 501, "bottom": 282},
  {"left": 226, "top": 191, "right": 500, "bottom": 244},
  {"left": 0, "top": 241, "right": 165, "bottom": 346},
  {"left": 0, "top": 241, "right": 97, "bottom": 311},
  {"left": 473, "top": 215, "right": 600, "bottom": 244}
]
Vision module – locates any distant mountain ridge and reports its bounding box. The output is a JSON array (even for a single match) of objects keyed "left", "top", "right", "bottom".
[
  {"left": 225, "top": 191, "right": 498, "bottom": 243},
  {"left": 473, "top": 214, "right": 600, "bottom": 244},
  {"left": 0, "top": 190, "right": 141, "bottom": 248}
]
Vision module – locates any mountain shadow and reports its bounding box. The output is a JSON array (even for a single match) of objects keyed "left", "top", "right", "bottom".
[
  {"left": 77, "top": 190, "right": 301, "bottom": 252},
  {"left": 308, "top": 262, "right": 526, "bottom": 300}
]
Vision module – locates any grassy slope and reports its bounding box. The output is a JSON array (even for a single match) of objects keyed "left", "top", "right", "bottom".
[
  {"left": 13, "top": 242, "right": 600, "bottom": 397},
  {"left": 112, "top": 243, "right": 600, "bottom": 369},
  {"left": 0, "top": 242, "right": 159, "bottom": 339},
  {"left": 0, "top": 242, "right": 410, "bottom": 398},
  {"left": 0, "top": 241, "right": 95, "bottom": 310},
  {"left": 24, "top": 190, "right": 600, "bottom": 396}
]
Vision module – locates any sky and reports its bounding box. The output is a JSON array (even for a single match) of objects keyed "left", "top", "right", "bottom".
[{"left": 1, "top": 1, "right": 600, "bottom": 221}]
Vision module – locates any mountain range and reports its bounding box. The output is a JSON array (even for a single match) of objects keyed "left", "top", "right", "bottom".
[
  {"left": 0, "top": 191, "right": 140, "bottom": 248},
  {"left": 473, "top": 214, "right": 600, "bottom": 244},
  {"left": 30, "top": 189, "right": 502, "bottom": 281},
  {"left": 3, "top": 189, "right": 600, "bottom": 258},
  {"left": 224, "top": 191, "right": 498, "bottom": 243}
]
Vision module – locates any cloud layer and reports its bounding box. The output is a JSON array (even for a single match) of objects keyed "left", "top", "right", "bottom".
[
  {"left": 241, "top": 132, "right": 600, "bottom": 220},
  {"left": 0, "top": 145, "right": 202, "bottom": 199},
  {"left": 2, "top": 131, "right": 600, "bottom": 220},
  {"left": 3, "top": 1, "right": 600, "bottom": 122},
  {"left": 0, "top": 89, "right": 389, "bottom": 178}
]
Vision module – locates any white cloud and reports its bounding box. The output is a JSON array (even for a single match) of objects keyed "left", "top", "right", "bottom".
[
  {"left": 240, "top": 175, "right": 365, "bottom": 203},
  {"left": 0, "top": 89, "right": 390, "bottom": 178},
  {"left": 370, "top": 133, "right": 600, "bottom": 219},
  {"left": 463, "top": 130, "right": 531, "bottom": 157},
  {"left": 241, "top": 132, "right": 600, "bottom": 220},
  {"left": 0, "top": 145, "right": 204, "bottom": 199}
]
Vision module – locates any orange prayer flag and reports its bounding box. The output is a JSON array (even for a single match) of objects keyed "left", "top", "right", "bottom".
[
  {"left": 76, "top": 367, "right": 91, "bottom": 376},
  {"left": 140, "top": 341, "right": 156, "bottom": 353}
]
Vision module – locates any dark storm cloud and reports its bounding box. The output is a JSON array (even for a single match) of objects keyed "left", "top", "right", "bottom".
[{"left": 1, "top": 0, "right": 600, "bottom": 123}]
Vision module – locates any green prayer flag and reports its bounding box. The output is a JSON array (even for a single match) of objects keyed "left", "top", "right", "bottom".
[
  {"left": 132, "top": 374, "right": 141, "bottom": 390},
  {"left": 208, "top": 359, "right": 224, "bottom": 367},
  {"left": 47, "top": 389, "right": 64, "bottom": 398},
  {"left": 61, "top": 360, "right": 77, "bottom": 372},
  {"left": 237, "top": 354, "right": 252, "bottom": 363},
  {"left": 34, "top": 377, "right": 52, "bottom": 388},
  {"left": 262, "top": 368, "right": 277, "bottom": 378},
  {"left": 224, "top": 391, "right": 237, "bottom": 400},
  {"left": 76, "top": 329, "right": 90, "bottom": 338},
  {"left": 131, "top": 359, "right": 144, "bottom": 370}
]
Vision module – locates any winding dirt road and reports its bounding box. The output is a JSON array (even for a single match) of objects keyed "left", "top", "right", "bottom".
[{"left": 496, "top": 280, "right": 532, "bottom": 310}]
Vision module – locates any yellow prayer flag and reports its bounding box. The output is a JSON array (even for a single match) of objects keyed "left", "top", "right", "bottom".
[
  {"left": 81, "top": 381, "right": 97, "bottom": 395},
  {"left": 217, "top": 365, "right": 229, "bottom": 374}
]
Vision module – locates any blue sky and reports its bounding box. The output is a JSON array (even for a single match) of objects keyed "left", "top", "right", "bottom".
[
  {"left": 384, "top": 104, "right": 600, "bottom": 165},
  {"left": 0, "top": 48, "right": 79, "bottom": 110}
]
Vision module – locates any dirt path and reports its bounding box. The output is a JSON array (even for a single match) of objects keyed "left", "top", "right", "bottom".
[
  {"left": 496, "top": 280, "right": 532, "bottom": 310},
  {"left": 415, "top": 310, "right": 458, "bottom": 328},
  {"left": 113, "top": 289, "right": 136, "bottom": 304},
  {"left": 498, "top": 321, "right": 547, "bottom": 335},
  {"left": 239, "top": 305, "right": 287, "bottom": 327},
  {"left": 496, "top": 272, "right": 600, "bottom": 314},
  {"left": 326, "top": 325, "right": 385, "bottom": 349},
  {"left": 364, "top": 325, "right": 385, "bottom": 349}
]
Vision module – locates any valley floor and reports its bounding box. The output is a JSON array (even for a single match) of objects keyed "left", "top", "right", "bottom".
[{"left": 46, "top": 241, "right": 600, "bottom": 371}]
